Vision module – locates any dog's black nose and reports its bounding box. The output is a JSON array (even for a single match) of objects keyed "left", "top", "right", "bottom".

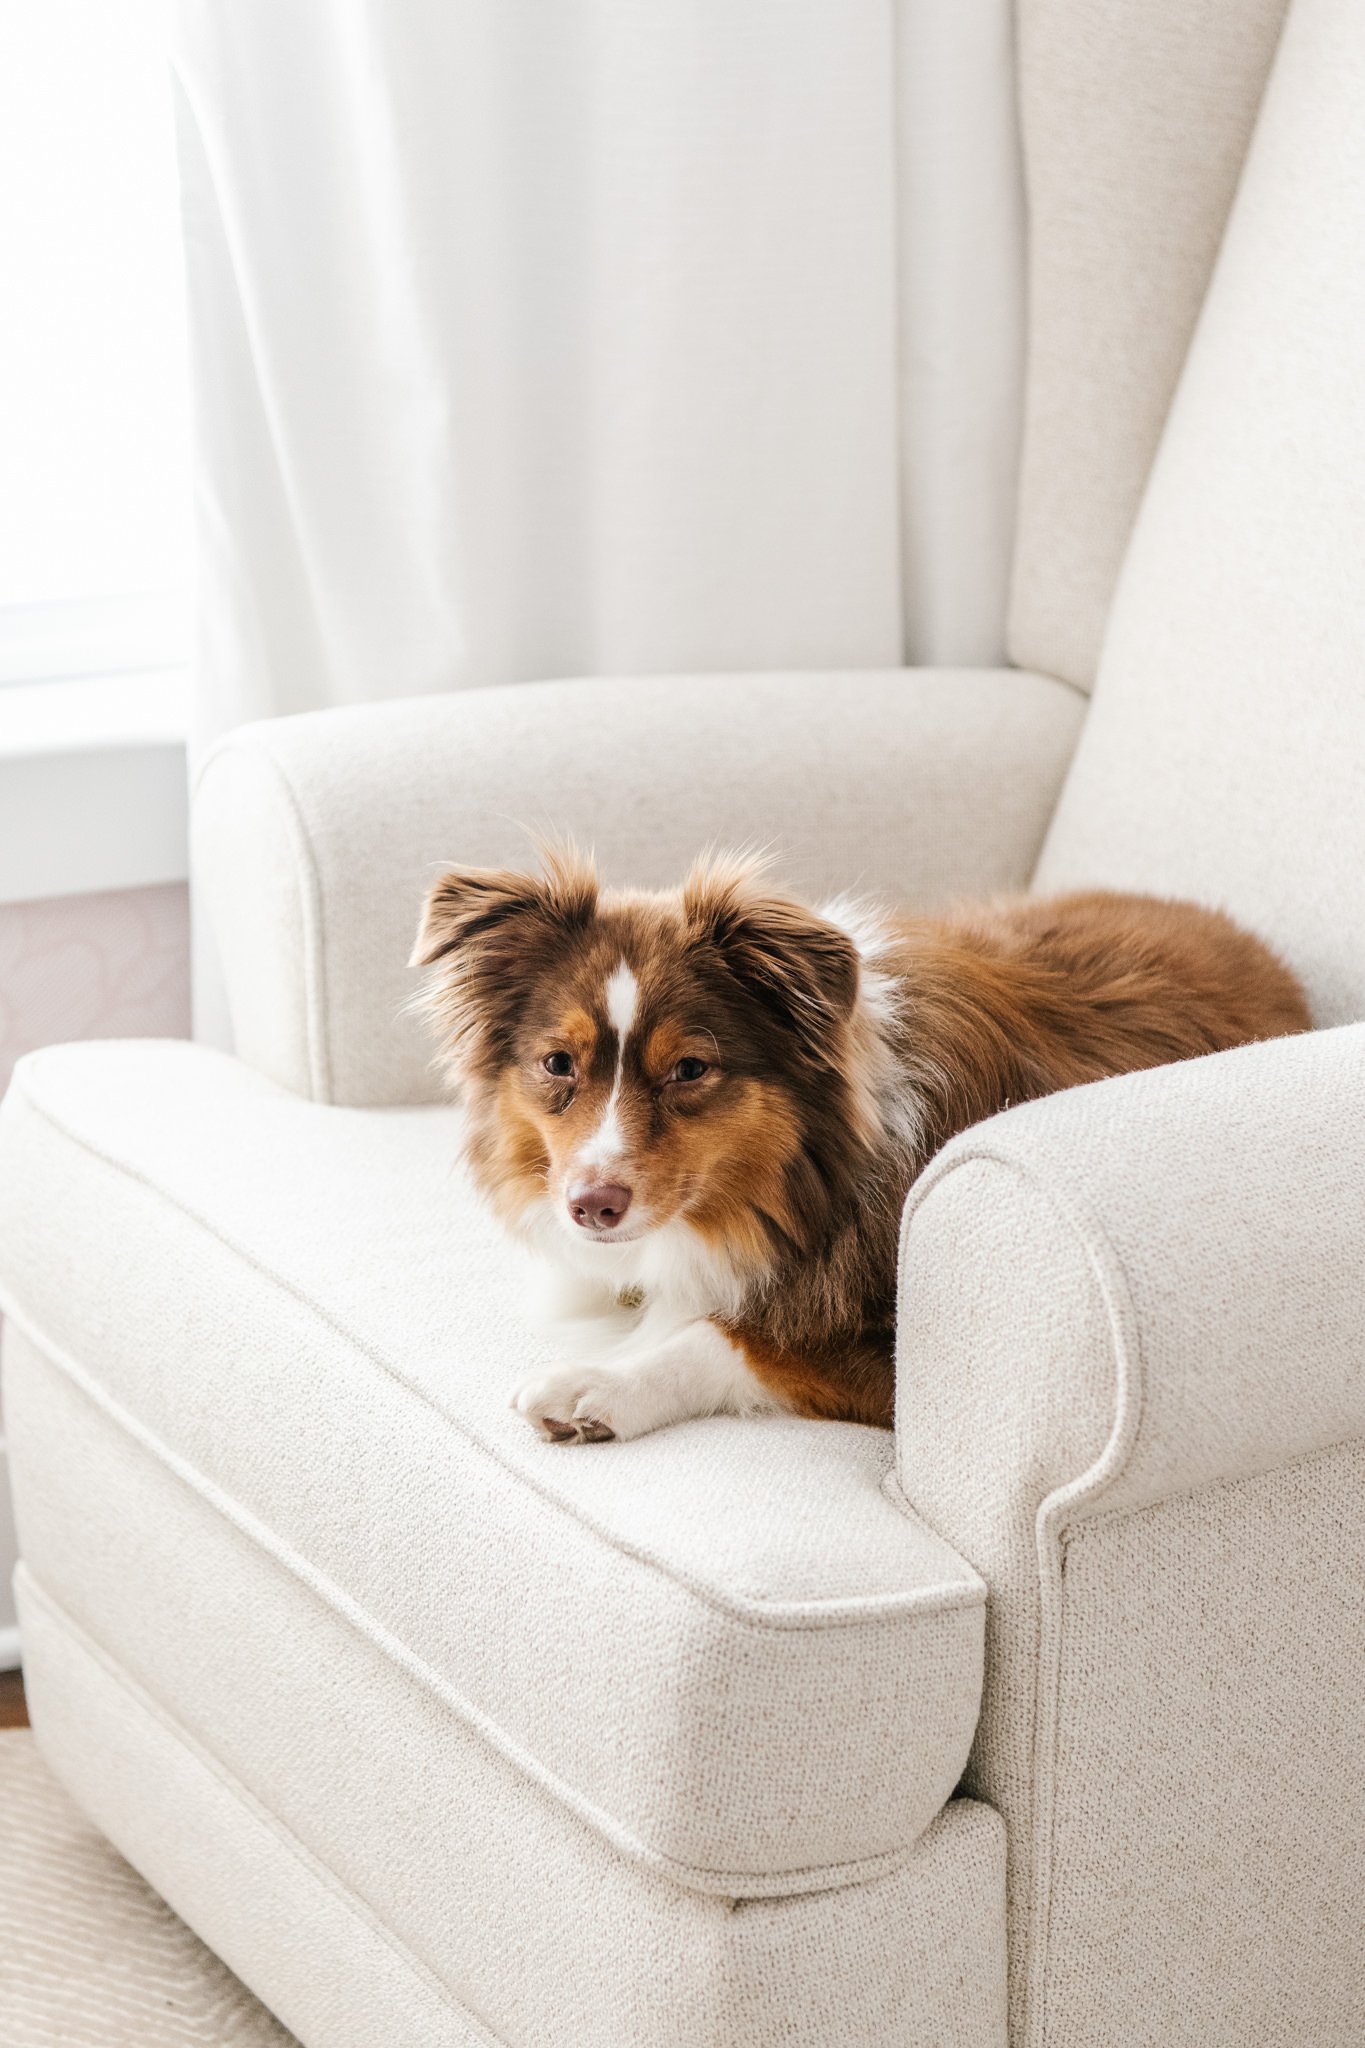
[{"left": 568, "top": 1182, "right": 633, "bottom": 1230}]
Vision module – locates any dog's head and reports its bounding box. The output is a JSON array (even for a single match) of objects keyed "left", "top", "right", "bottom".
[{"left": 412, "top": 847, "right": 882, "bottom": 1297}]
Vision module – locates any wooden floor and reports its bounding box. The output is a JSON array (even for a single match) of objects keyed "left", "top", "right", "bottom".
[{"left": 0, "top": 1666, "right": 29, "bottom": 1729}]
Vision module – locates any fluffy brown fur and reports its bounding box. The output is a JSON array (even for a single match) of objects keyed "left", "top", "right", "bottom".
[{"left": 413, "top": 850, "right": 1310, "bottom": 1437}]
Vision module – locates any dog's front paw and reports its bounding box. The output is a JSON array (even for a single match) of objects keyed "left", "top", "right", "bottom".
[
  {"left": 512, "top": 1366, "right": 623, "bottom": 1444},
  {"left": 511, "top": 1325, "right": 750, "bottom": 1442}
]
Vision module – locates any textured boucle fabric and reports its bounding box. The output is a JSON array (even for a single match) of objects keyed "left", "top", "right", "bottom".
[
  {"left": 0, "top": 1039, "right": 984, "bottom": 1895},
  {"left": 1037, "top": 0, "right": 1365, "bottom": 1026},
  {"left": 1007, "top": 0, "right": 1287, "bottom": 688},
  {"left": 14, "top": 1461, "right": 1009, "bottom": 2048},
  {"left": 193, "top": 667, "right": 1083, "bottom": 1104},
  {"left": 1041, "top": 1445, "right": 1365, "bottom": 2046},
  {"left": 896, "top": 1024, "right": 1365, "bottom": 2043}
]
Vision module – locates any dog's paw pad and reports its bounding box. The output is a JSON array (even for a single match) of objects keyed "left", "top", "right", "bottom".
[
  {"left": 513, "top": 1370, "right": 619, "bottom": 1445},
  {"left": 571, "top": 1410, "right": 616, "bottom": 1444}
]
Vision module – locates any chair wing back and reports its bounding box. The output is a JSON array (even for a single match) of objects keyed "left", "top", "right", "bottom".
[
  {"left": 1007, "top": 0, "right": 1288, "bottom": 690},
  {"left": 1036, "top": 0, "right": 1365, "bottom": 1026}
]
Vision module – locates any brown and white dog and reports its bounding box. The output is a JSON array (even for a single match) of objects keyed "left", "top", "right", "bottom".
[{"left": 412, "top": 848, "right": 1309, "bottom": 1443}]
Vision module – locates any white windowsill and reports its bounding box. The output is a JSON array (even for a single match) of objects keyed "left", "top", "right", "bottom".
[{"left": 0, "top": 669, "right": 188, "bottom": 905}]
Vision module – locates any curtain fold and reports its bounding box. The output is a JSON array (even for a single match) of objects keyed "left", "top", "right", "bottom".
[
  {"left": 894, "top": 0, "right": 1024, "bottom": 666},
  {"left": 172, "top": 0, "right": 934, "bottom": 749}
]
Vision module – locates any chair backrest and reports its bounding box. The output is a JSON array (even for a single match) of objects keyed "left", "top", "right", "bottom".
[
  {"left": 1007, "top": 0, "right": 1289, "bottom": 692},
  {"left": 1035, "top": 0, "right": 1365, "bottom": 1026}
]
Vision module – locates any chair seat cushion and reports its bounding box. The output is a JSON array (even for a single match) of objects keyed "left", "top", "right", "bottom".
[{"left": 0, "top": 1041, "right": 984, "bottom": 1898}]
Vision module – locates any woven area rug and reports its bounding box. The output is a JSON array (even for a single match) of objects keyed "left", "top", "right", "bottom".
[{"left": 0, "top": 1731, "right": 296, "bottom": 2046}]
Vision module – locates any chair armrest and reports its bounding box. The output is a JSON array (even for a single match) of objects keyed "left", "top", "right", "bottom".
[
  {"left": 193, "top": 667, "right": 1081, "bottom": 1104},
  {"left": 894, "top": 1022, "right": 1365, "bottom": 2022},
  {"left": 897, "top": 1021, "right": 1365, "bottom": 1527}
]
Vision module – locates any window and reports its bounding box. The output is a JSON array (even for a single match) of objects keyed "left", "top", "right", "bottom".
[{"left": 0, "top": 1, "right": 191, "bottom": 693}]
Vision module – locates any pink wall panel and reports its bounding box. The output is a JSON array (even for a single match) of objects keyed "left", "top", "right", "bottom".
[
  {"left": 0, "top": 882, "right": 190, "bottom": 1655},
  {"left": 0, "top": 882, "right": 191, "bottom": 1100}
]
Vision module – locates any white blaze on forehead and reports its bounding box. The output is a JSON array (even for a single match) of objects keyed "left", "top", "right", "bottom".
[
  {"left": 578, "top": 962, "right": 637, "bottom": 1169},
  {"left": 605, "top": 962, "right": 639, "bottom": 1038},
  {"left": 588, "top": 1097, "right": 626, "bottom": 1163}
]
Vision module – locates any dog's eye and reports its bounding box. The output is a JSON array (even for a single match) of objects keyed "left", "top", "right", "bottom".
[
  {"left": 542, "top": 1052, "right": 575, "bottom": 1079},
  {"left": 671, "top": 1057, "right": 709, "bottom": 1084}
]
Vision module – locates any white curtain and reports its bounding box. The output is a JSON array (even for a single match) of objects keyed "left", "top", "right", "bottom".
[{"left": 171, "top": 0, "right": 1024, "bottom": 747}]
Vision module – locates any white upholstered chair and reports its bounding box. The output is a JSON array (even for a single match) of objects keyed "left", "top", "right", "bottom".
[{"left": 3, "top": 0, "right": 1364, "bottom": 2041}]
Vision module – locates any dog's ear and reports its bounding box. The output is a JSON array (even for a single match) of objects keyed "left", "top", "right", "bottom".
[
  {"left": 410, "top": 845, "right": 598, "bottom": 967},
  {"left": 411, "top": 846, "right": 598, "bottom": 1078},
  {"left": 682, "top": 853, "right": 859, "bottom": 1054}
]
